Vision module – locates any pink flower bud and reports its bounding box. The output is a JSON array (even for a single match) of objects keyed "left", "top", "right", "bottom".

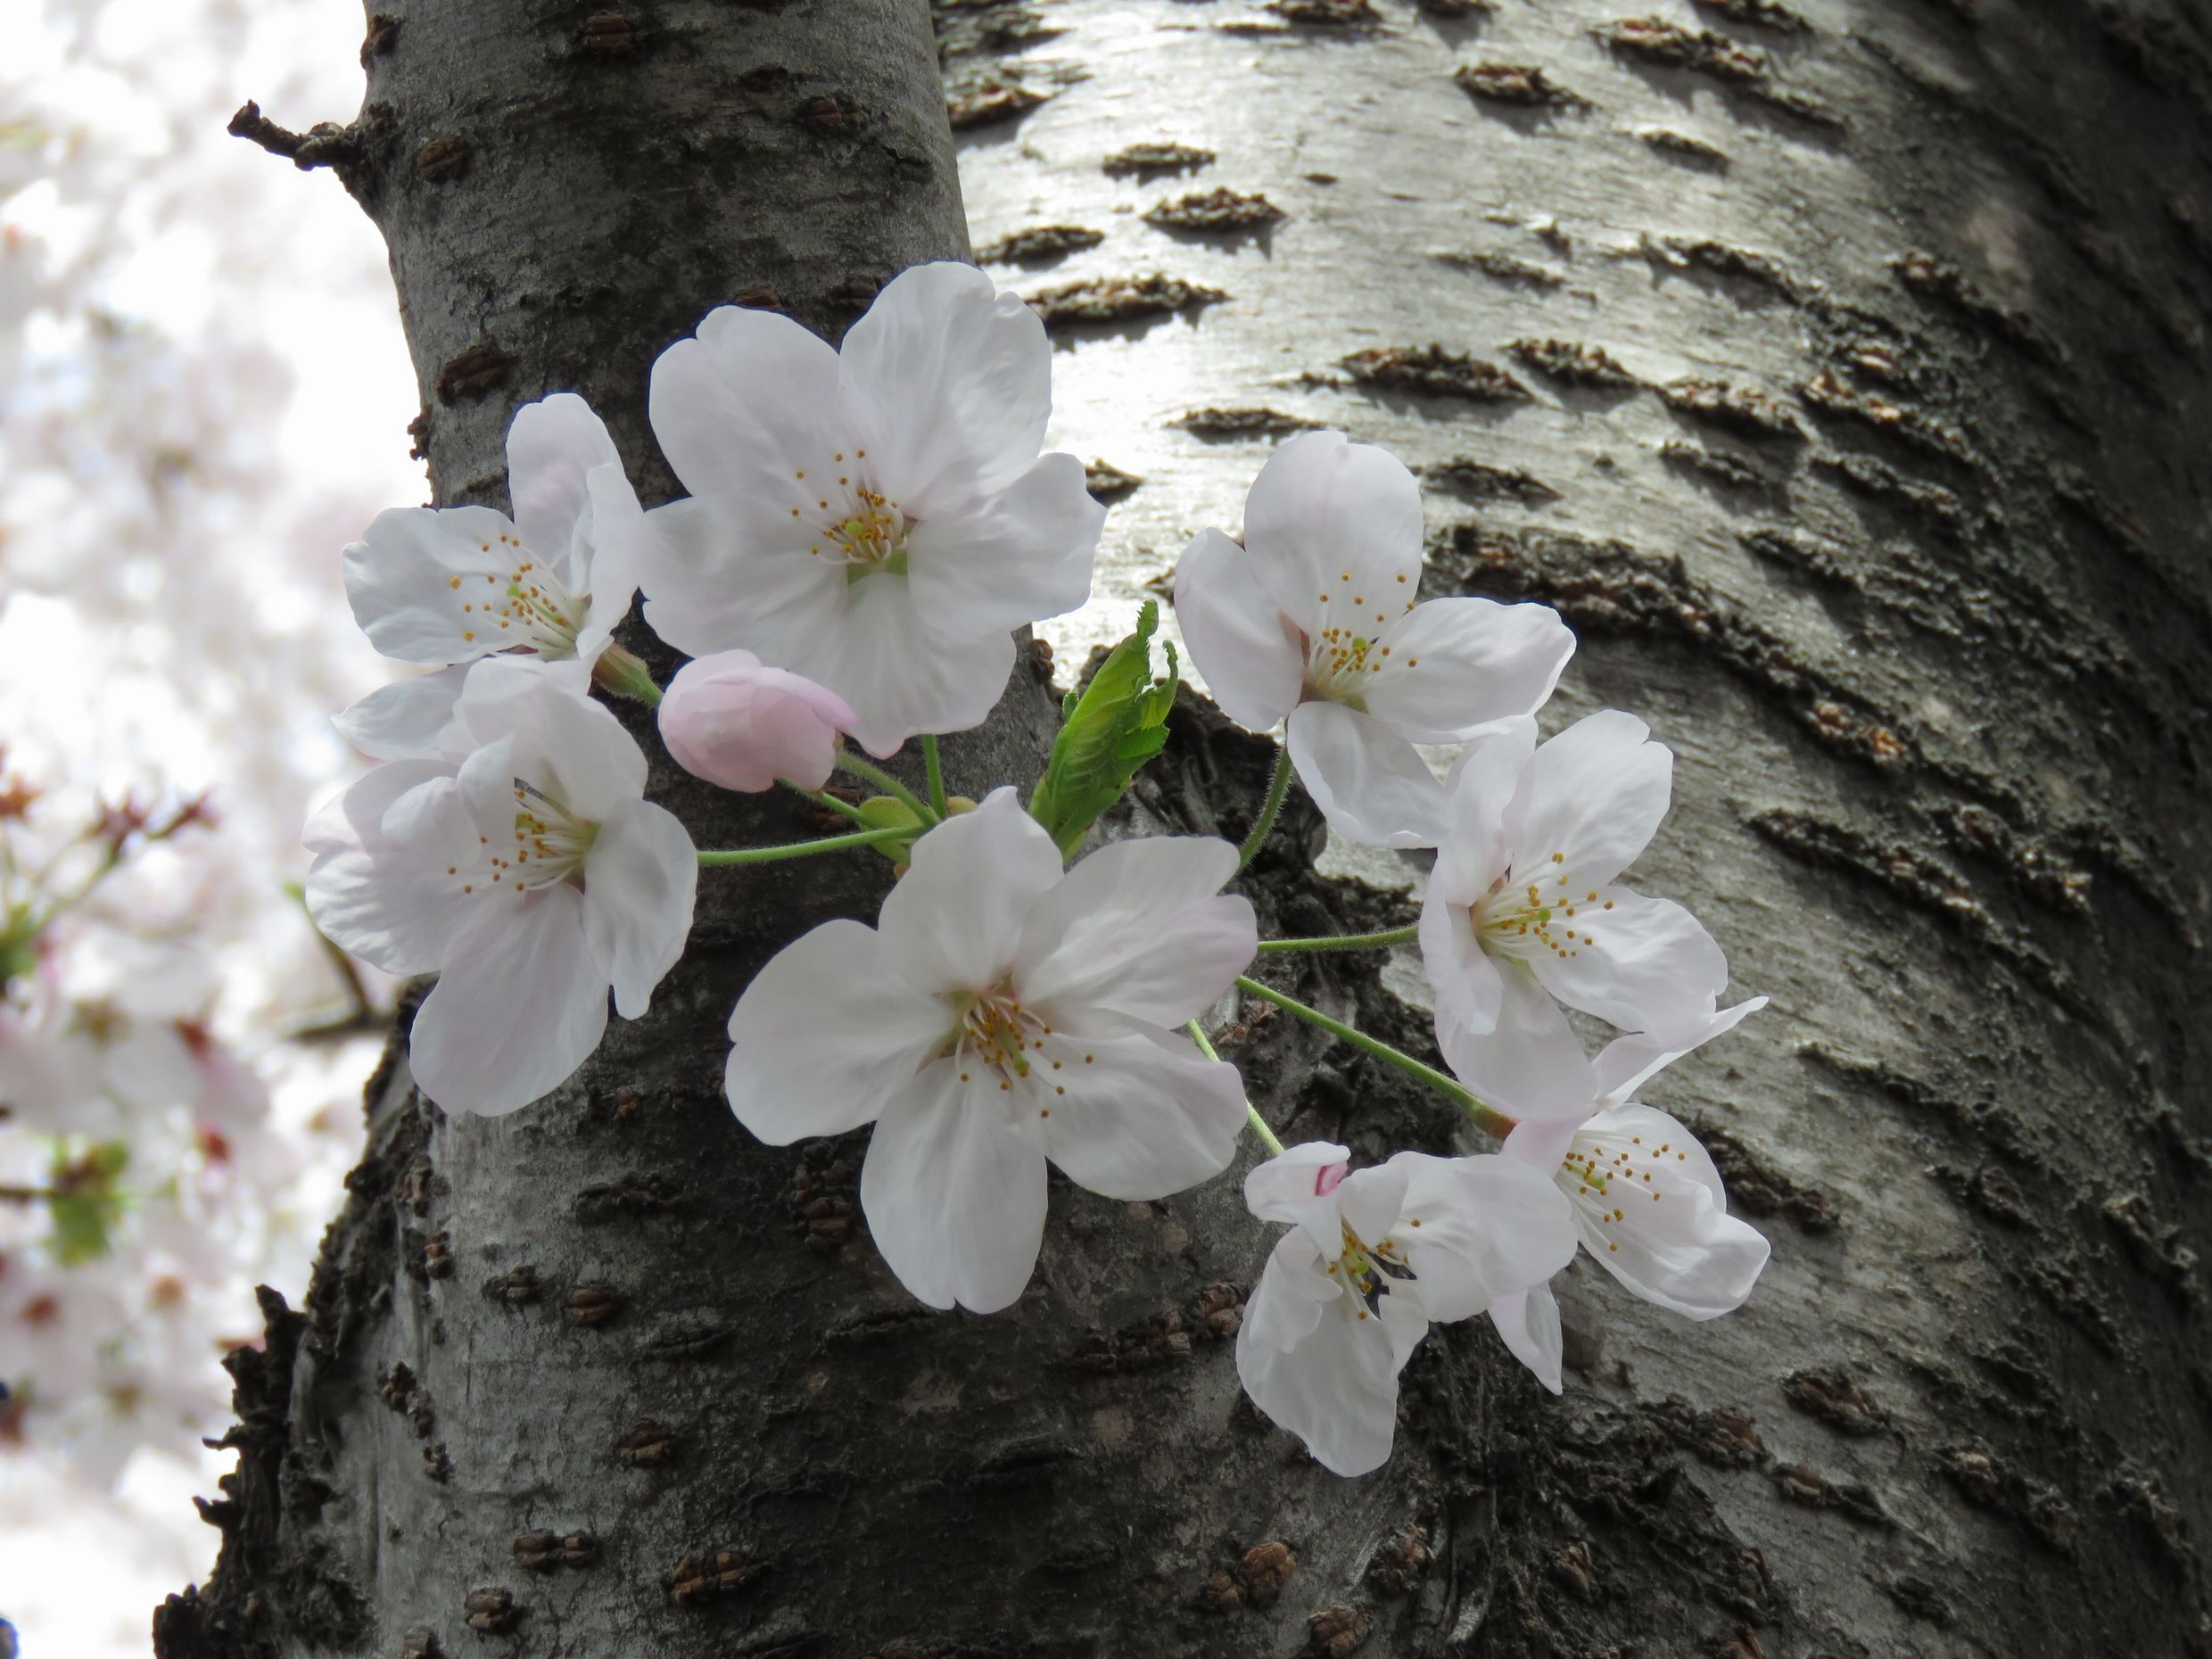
[{"left": 659, "top": 649, "right": 856, "bottom": 793}]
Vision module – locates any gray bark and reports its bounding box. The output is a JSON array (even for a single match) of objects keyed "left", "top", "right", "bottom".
[{"left": 163, "top": 2, "right": 2212, "bottom": 1657}]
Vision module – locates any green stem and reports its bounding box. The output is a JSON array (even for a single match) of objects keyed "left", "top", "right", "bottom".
[
  {"left": 920, "top": 733, "right": 950, "bottom": 819},
  {"left": 836, "top": 754, "right": 937, "bottom": 827},
  {"left": 1186, "top": 1019, "right": 1284, "bottom": 1156},
  {"left": 1234, "top": 974, "right": 1515, "bottom": 1139},
  {"left": 1258, "top": 924, "right": 1419, "bottom": 954},
  {"left": 780, "top": 780, "right": 872, "bottom": 827},
  {"left": 1236, "top": 744, "right": 1293, "bottom": 873},
  {"left": 697, "top": 826, "right": 914, "bottom": 866}
]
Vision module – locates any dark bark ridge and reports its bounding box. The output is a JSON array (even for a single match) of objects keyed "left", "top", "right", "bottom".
[{"left": 164, "top": 0, "right": 2212, "bottom": 1655}]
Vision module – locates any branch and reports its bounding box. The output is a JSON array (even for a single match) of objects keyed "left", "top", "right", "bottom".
[{"left": 226, "top": 100, "right": 359, "bottom": 173}]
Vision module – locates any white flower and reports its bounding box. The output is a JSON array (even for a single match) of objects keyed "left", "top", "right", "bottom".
[
  {"left": 342, "top": 393, "right": 641, "bottom": 682},
  {"left": 723, "top": 789, "right": 1256, "bottom": 1313},
  {"left": 1236, "top": 1141, "right": 1576, "bottom": 1475},
  {"left": 1485, "top": 999, "right": 1772, "bottom": 1393},
  {"left": 638, "top": 262, "right": 1105, "bottom": 758},
  {"left": 1173, "top": 431, "right": 1574, "bottom": 848},
  {"left": 1418, "top": 710, "right": 1729, "bottom": 1118},
  {"left": 304, "top": 657, "right": 697, "bottom": 1117}
]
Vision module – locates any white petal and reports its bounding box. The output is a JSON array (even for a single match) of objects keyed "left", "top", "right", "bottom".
[
  {"left": 839, "top": 261, "right": 1051, "bottom": 515},
  {"left": 582, "top": 800, "right": 697, "bottom": 1019},
  {"left": 859, "top": 1060, "right": 1050, "bottom": 1313},
  {"left": 1506, "top": 710, "right": 1672, "bottom": 891},
  {"left": 1239, "top": 1230, "right": 1339, "bottom": 1353},
  {"left": 1363, "top": 598, "right": 1574, "bottom": 744},
  {"left": 635, "top": 495, "right": 846, "bottom": 664},
  {"left": 878, "top": 788, "right": 1064, "bottom": 993},
  {"left": 724, "top": 919, "right": 951, "bottom": 1143},
  {"left": 1335, "top": 1159, "right": 1414, "bottom": 1249},
  {"left": 573, "top": 462, "right": 645, "bottom": 663},
  {"left": 1593, "top": 996, "right": 1770, "bottom": 1107},
  {"left": 1244, "top": 1140, "right": 1353, "bottom": 1259},
  {"left": 1437, "top": 962, "right": 1599, "bottom": 1122},
  {"left": 332, "top": 664, "right": 471, "bottom": 761},
  {"left": 1433, "top": 718, "right": 1539, "bottom": 904},
  {"left": 409, "top": 887, "right": 608, "bottom": 1117},
  {"left": 1527, "top": 887, "right": 1728, "bottom": 1035},
  {"left": 796, "top": 573, "right": 1015, "bottom": 756},
  {"left": 1236, "top": 1277, "right": 1414, "bottom": 1478},
  {"left": 1286, "top": 700, "right": 1449, "bottom": 848},
  {"left": 1036, "top": 1021, "right": 1246, "bottom": 1201},
  {"left": 1389, "top": 1151, "right": 1578, "bottom": 1323},
  {"left": 1014, "top": 835, "right": 1253, "bottom": 1028},
  {"left": 648, "top": 305, "right": 848, "bottom": 511},
  {"left": 343, "top": 505, "right": 520, "bottom": 665},
  {"left": 454, "top": 656, "right": 647, "bottom": 823},
  {"left": 906, "top": 452, "right": 1102, "bottom": 637},
  {"left": 1417, "top": 884, "right": 1503, "bottom": 1043},
  {"left": 1488, "top": 1285, "right": 1564, "bottom": 1394},
  {"left": 1171, "top": 529, "right": 1304, "bottom": 732},
  {"left": 302, "top": 762, "right": 468, "bottom": 975},
  {"left": 1573, "top": 1104, "right": 1770, "bottom": 1318},
  {"left": 1241, "top": 430, "right": 1424, "bottom": 633},
  {"left": 505, "top": 393, "right": 621, "bottom": 569}
]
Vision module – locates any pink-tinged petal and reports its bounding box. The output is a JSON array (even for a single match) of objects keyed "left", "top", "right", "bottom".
[
  {"left": 1592, "top": 996, "right": 1769, "bottom": 1107},
  {"left": 1418, "top": 883, "right": 1504, "bottom": 1042},
  {"left": 1014, "top": 835, "right": 1253, "bottom": 1027},
  {"left": 302, "top": 761, "right": 469, "bottom": 976},
  {"left": 1035, "top": 1021, "right": 1246, "bottom": 1201},
  {"left": 1240, "top": 431, "right": 1424, "bottom": 633},
  {"left": 1389, "top": 1151, "right": 1578, "bottom": 1323},
  {"left": 1434, "top": 718, "right": 1538, "bottom": 903},
  {"left": 1526, "top": 886, "right": 1728, "bottom": 1036},
  {"left": 1571, "top": 1104, "right": 1770, "bottom": 1318},
  {"left": 1363, "top": 598, "right": 1574, "bottom": 744},
  {"left": 648, "top": 305, "right": 847, "bottom": 511},
  {"left": 505, "top": 393, "right": 621, "bottom": 569},
  {"left": 1171, "top": 528, "right": 1305, "bottom": 732},
  {"left": 1488, "top": 1284, "right": 1564, "bottom": 1394},
  {"left": 1244, "top": 1140, "right": 1354, "bottom": 1259},
  {"left": 1437, "top": 962, "right": 1599, "bottom": 1123},
  {"left": 1237, "top": 1262, "right": 1422, "bottom": 1477},
  {"left": 332, "top": 664, "right": 471, "bottom": 761},
  {"left": 1506, "top": 710, "right": 1672, "bottom": 891},
  {"left": 343, "top": 504, "right": 520, "bottom": 666},
  {"left": 859, "top": 1060, "right": 1050, "bottom": 1313},
  {"left": 838, "top": 261, "right": 1051, "bottom": 515},
  {"left": 1285, "top": 700, "right": 1449, "bottom": 849},
  {"left": 906, "top": 452, "right": 1102, "bottom": 638},
  {"left": 791, "top": 572, "right": 1015, "bottom": 756},
  {"left": 453, "top": 656, "right": 647, "bottom": 823},
  {"left": 878, "top": 788, "right": 1064, "bottom": 994},
  {"left": 724, "top": 919, "right": 951, "bottom": 1143},
  {"left": 659, "top": 650, "right": 855, "bottom": 793},
  {"left": 582, "top": 800, "right": 697, "bottom": 1019},
  {"left": 409, "top": 886, "right": 607, "bottom": 1117},
  {"left": 573, "top": 462, "right": 644, "bottom": 663},
  {"left": 635, "top": 495, "right": 846, "bottom": 664}
]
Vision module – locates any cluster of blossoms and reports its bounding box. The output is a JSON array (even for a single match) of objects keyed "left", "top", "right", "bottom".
[{"left": 310, "top": 261, "right": 1770, "bottom": 1478}]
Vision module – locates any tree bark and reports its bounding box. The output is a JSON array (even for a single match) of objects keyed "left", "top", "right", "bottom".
[{"left": 164, "top": 2, "right": 2212, "bottom": 1656}]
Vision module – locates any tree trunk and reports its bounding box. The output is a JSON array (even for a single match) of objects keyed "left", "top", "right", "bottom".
[{"left": 163, "top": 1, "right": 2212, "bottom": 1656}]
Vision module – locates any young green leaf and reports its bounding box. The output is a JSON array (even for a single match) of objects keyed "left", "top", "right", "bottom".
[{"left": 1028, "top": 600, "right": 1180, "bottom": 858}]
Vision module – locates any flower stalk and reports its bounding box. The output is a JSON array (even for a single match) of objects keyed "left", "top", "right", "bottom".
[
  {"left": 1236, "top": 745, "right": 1292, "bottom": 873},
  {"left": 697, "top": 825, "right": 918, "bottom": 866},
  {"left": 1257, "top": 924, "right": 1418, "bottom": 954}
]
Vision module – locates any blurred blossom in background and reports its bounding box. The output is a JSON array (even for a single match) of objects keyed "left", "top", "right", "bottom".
[{"left": 1, "top": 0, "right": 423, "bottom": 1649}]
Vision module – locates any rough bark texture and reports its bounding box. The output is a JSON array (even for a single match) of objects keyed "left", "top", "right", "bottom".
[{"left": 163, "top": 1, "right": 2212, "bottom": 1656}]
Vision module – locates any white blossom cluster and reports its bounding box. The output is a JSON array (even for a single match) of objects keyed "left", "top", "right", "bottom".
[{"left": 310, "top": 262, "right": 1771, "bottom": 1478}]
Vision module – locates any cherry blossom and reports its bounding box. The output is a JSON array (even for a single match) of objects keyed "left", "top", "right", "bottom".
[
  {"left": 343, "top": 393, "right": 641, "bottom": 677},
  {"left": 723, "top": 789, "right": 1255, "bottom": 1312},
  {"left": 304, "top": 658, "right": 697, "bottom": 1116},
  {"left": 1173, "top": 431, "right": 1574, "bottom": 847},
  {"left": 1418, "top": 711, "right": 1730, "bottom": 1120},
  {"left": 1236, "top": 1142, "right": 1576, "bottom": 1475},
  {"left": 659, "top": 648, "right": 856, "bottom": 794},
  {"left": 638, "top": 261, "right": 1105, "bottom": 757},
  {"left": 1484, "top": 1000, "right": 1771, "bottom": 1393}
]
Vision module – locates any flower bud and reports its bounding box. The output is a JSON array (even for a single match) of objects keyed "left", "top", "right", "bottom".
[{"left": 659, "top": 650, "right": 856, "bottom": 793}]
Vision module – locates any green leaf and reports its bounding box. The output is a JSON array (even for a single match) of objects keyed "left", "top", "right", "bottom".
[
  {"left": 1028, "top": 601, "right": 1181, "bottom": 858},
  {"left": 854, "top": 795, "right": 929, "bottom": 869},
  {"left": 48, "top": 1140, "right": 130, "bottom": 1266}
]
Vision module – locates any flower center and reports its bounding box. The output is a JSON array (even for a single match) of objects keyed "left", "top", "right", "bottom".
[
  {"left": 1324, "top": 1217, "right": 1417, "bottom": 1320},
  {"left": 450, "top": 778, "right": 598, "bottom": 901},
  {"left": 939, "top": 983, "right": 1099, "bottom": 1121},
  {"left": 1557, "top": 1127, "right": 1685, "bottom": 1251},
  {"left": 787, "top": 452, "right": 912, "bottom": 581},
  {"left": 1300, "top": 570, "right": 1416, "bottom": 706},
  {"left": 1471, "top": 856, "right": 1614, "bottom": 964},
  {"left": 456, "top": 531, "right": 588, "bottom": 658}
]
